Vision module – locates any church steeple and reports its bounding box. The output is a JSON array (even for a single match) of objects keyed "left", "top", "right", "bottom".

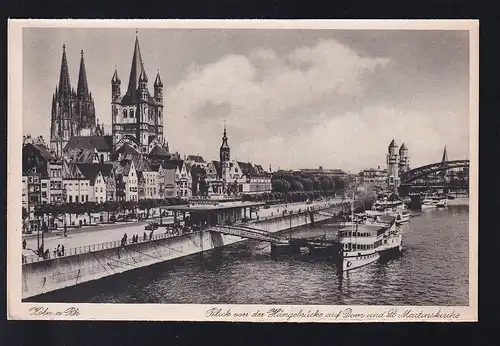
[
  {"left": 442, "top": 145, "right": 448, "bottom": 162},
  {"left": 220, "top": 121, "right": 230, "bottom": 163},
  {"left": 127, "top": 31, "right": 146, "bottom": 94},
  {"left": 77, "top": 49, "right": 89, "bottom": 97},
  {"left": 58, "top": 44, "right": 71, "bottom": 96}
]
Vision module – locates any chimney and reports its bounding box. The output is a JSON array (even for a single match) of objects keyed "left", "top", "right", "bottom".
[{"left": 378, "top": 166, "right": 380, "bottom": 170}]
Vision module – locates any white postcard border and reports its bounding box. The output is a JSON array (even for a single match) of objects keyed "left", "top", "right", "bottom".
[{"left": 7, "top": 19, "right": 479, "bottom": 322}]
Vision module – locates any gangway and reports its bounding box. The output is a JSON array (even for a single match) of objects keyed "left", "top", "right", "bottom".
[
  {"left": 210, "top": 225, "right": 289, "bottom": 244},
  {"left": 317, "top": 211, "right": 337, "bottom": 218}
]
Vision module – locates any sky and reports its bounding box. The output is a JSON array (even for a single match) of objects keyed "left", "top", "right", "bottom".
[{"left": 22, "top": 28, "right": 471, "bottom": 173}]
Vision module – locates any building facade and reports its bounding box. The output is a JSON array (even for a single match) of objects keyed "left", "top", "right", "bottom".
[{"left": 114, "top": 159, "right": 138, "bottom": 201}]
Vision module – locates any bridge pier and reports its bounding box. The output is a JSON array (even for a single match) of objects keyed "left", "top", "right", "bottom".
[{"left": 398, "top": 185, "right": 411, "bottom": 197}]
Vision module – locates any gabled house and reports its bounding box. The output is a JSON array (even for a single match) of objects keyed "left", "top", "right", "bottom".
[
  {"left": 164, "top": 160, "right": 191, "bottom": 198},
  {"left": 151, "top": 163, "right": 164, "bottom": 199},
  {"left": 113, "top": 159, "right": 138, "bottom": 201},
  {"left": 76, "top": 163, "right": 115, "bottom": 203},
  {"left": 205, "top": 160, "right": 224, "bottom": 196},
  {"left": 22, "top": 142, "right": 64, "bottom": 205},
  {"left": 62, "top": 161, "right": 91, "bottom": 204}
]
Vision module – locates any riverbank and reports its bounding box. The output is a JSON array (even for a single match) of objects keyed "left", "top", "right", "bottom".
[{"left": 22, "top": 201, "right": 347, "bottom": 300}]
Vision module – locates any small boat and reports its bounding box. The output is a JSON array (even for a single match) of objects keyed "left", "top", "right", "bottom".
[
  {"left": 435, "top": 199, "right": 448, "bottom": 208},
  {"left": 421, "top": 194, "right": 448, "bottom": 209}
]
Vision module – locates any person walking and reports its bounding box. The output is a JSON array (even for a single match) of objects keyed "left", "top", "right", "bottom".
[
  {"left": 61, "top": 245, "right": 65, "bottom": 256},
  {"left": 22, "top": 239, "right": 26, "bottom": 250}
]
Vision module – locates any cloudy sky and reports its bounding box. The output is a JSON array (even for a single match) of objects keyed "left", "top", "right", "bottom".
[{"left": 23, "top": 28, "right": 470, "bottom": 172}]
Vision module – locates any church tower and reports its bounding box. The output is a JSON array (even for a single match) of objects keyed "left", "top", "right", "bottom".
[
  {"left": 220, "top": 122, "right": 230, "bottom": 163},
  {"left": 220, "top": 122, "right": 231, "bottom": 180},
  {"left": 76, "top": 50, "right": 97, "bottom": 135},
  {"left": 154, "top": 70, "right": 164, "bottom": 142},
  {"left": 441, "top": 145, "right": 449, "bottom": 162},
  {"left": 50, "top": 45, "right": 99, "bottom": 157},
  {"left": 111, "top": 32, "right": 165, "bottom": 153},
  {"left": 386, "top": 139, "right": 400, "bottom": 187},
  {"left": 398, "top": 142, "right": 410, "bottom": 173},
  {"left": 50, "top": 44, "right": 78, "bottom": 157}
]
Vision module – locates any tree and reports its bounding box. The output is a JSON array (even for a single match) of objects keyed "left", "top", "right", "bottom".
[
  {"left": 83, "top": 202, "right": 98, "bottom": 225},
  {"left": 272, "top": 179, "right": 289, "bottom": 194},
  {"left": 300, "top": 178, "right": 313, "bottom": 191}
]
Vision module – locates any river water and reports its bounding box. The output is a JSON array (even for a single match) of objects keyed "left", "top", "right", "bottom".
[{"left": 40, "top": 203, "right": 470, "bottom": 306}]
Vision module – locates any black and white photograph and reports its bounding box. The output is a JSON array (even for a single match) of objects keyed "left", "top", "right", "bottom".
[{"left": 7, "top": 20, "right": 478, "bottom": 322}]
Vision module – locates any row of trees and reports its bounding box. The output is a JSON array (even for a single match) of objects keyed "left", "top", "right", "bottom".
[
  {"left": 271, "top": 171, "right": 347, "bottom": 196},
  {"left": 24, "top": 198, "right": 189, "bottom": 229},
  {"left": 242, "top": 190, "right": 339, "bottom": 204}
]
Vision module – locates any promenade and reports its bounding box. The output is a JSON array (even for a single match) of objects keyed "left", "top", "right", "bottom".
[{"left": 22, "top": 198, "right": 348, "bottom": 259}]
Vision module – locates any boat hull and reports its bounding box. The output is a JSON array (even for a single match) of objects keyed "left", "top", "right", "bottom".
[
  {"left": 377, "top": 234, "right": 403, "bottom": 259},
  {"left": 342, "top": 251, "right": 380, "bottom": 272}
]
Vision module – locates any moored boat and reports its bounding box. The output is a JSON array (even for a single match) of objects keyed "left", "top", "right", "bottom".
[
  {"left": 421, "top": 194, "right": 448, "bottom": 209},
  {"left": 336, "top": 218, "right": 382, "bottom": 272}
]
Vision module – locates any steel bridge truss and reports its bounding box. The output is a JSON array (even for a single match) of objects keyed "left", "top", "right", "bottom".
[
  {"left": 210, "top": 225, "right": 288, "bottom": 244},
  {"left": 400, "top": 160, "right": 469, "bottom": 185}
]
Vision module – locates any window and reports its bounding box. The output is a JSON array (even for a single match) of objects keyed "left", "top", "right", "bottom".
[
  {"left": 130, "top": 109, "right": 135, "bottom": 118},
  {"left": 123, "top": 109, "right": 128, "bottom": 118},
  {"left": 75, "top": 196, "right": 79, "bottom": 203},
  {"left": 42, "top": 182, "right": 47, "bottom": 188},
  {"left": 100, "top": 187, "right": 103, "bottom": 193},
  {"left": 86, "top": 195, "right": 88, "bottom": 202}
]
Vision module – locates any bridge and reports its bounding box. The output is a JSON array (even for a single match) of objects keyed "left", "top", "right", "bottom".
[
  {"left": 400, "top": 160, "right": 469, "bottom": 184},
  {"left": 398, "top": 159, "right": 469, "bottom": 196},
  {"left": 210, "top": 225, "right": 289, "bottom": 244},
  {"left": 210, "top": 224, "right": 340, "bottom": 250}
]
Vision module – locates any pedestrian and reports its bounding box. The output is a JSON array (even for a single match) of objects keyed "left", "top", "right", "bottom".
[
  {"left": 61, "top": 245, "right": 65, "bottom": 256},
  {"left": 53, "top": 249, "right": 56, "bottom": 258},
  {"left": 149, "top": 231, "right": 153, "bottom": 240},
  {"left": 143, "top": 232, "right": 147, "bottom": 241},
  {"left": 22, "top": 239, "right": 26, "bottom": 250},
  {"left": 123, "top": 233, "right": 128, "bottom": 243}
]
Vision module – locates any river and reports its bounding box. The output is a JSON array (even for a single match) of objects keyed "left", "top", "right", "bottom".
[{"left": 36, "top": 202, "right": 470, "bottom": 306}]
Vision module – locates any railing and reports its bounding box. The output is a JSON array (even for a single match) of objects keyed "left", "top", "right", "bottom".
[{"left": 22, "top": 228, "right": 197, "bottom": 265}]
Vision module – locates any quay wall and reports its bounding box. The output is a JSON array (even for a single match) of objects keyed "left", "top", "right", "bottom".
[{"left": 22, "top": 206, "right": 344, "bottom": 300}]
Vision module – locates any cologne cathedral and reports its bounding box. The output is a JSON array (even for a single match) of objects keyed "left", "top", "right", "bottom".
[{"left": 50, "top": 45, "right": 103, "bottom": 157}]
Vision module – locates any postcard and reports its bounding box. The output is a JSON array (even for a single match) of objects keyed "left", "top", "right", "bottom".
[{"left": 7, "top": 19, "right": 478, "bottom": 322}]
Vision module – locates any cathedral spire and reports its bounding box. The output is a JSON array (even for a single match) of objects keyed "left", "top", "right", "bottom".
[
  {"left": 58, "top": 44, "right": 71, "bottom": 96},
  {"left": 154, "top": 70, "right": 163, "bottom": 87},
  {"left": 127, "top": 32, "right": 146, "bottom": 94},
  {"left": 442, "top": 145, "right": 448, "bottom": 162},
  {"left": 112, "top": 66, "right": 120, "bottom": 83},
  {"left": 220, "top": 121, "right": 230, "bottom": 151},
  {"left": 77, "top": 49, "right": 89, "bottom": 96}
]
